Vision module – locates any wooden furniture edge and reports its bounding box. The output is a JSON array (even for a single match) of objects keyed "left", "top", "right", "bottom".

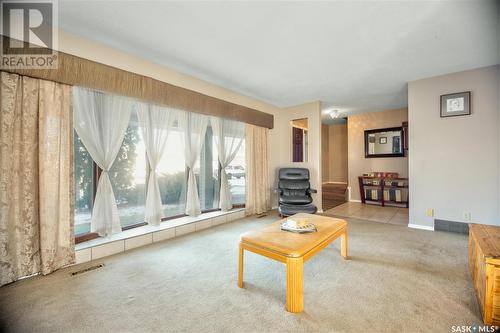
[
  {"left": 469, "top": 223, "right": 500, "bottom": 261},
  {"left": 469, "top": 223, "right": 500, "bottom": 325},
  {"left": 239, "top": 224, "right": 348, "bottom": 262}
]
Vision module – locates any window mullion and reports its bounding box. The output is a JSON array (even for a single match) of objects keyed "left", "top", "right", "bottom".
[{"left": 92, "top": 162, "right": 101, "bottom": 208}]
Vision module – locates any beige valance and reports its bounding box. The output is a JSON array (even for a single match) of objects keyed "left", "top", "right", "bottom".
[{"left": 0, "top": 35, "right": 274, "bottom": 129}]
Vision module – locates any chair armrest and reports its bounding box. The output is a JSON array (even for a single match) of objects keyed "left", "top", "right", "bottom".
[{"left": 309, "top": 188, "right": 318, "bottom": 193}]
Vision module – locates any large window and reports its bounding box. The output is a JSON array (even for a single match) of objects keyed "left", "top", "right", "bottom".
[
  {"left": 157, "top": 122, "right": 187, "bottom": 218},
  {"left": 227, "top": 138, "right": 246, "bottom": 206},
  {"left": 109, "top": 111, "right": 147, "bottom": 229},
  {"left": 74, "top": 105, "right": 246, "bottom": 240},
  {"left": 74, "top": 131, "right": 93, "bottom": 235},
  {"left": 195, "top": 125, "right": 220, "bottom": 211}
]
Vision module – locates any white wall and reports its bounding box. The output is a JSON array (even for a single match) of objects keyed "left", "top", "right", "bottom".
[
  {"left": 268, "top": 102, "right": 322, "bottom": 211},
  {"left": 408, "top": 65, "right": 500, "bottom": 228}
]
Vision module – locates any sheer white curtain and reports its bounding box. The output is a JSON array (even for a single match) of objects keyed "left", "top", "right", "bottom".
[
  {"left": 137, "top": 103, "right": 179, "bottom": 225},
  {"left": 73, "top": 87, "right": 134, "bottom": 237},
  {"left": 180, "top": 112, "right": 208, "bottom": 216},
  {"left": 211, "top": 117, "right": 245, "bottom": 211}
]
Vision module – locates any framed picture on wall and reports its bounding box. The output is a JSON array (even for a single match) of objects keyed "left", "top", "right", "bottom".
[{"left": 440, "top": 91, "right": 471, "bottom": 118}]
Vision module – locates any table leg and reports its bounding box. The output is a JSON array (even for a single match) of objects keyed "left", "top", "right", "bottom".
[
  {"left": 286, "top": 257, "right": 304, "bottom": 313},
  {"left": 341, "top": 228, "right": 348, "bottom": 259},
  {"left": 238, "top": 243, "right": 244, "bottom": 288}
]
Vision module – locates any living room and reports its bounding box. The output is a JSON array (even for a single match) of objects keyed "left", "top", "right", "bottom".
[{"left": 0, "top": 1, "right": 499, "bottom": 332}]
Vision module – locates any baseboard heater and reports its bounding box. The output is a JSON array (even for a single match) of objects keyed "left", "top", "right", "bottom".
[
  {"left": 71, "top": 264, "right": 105, "bottom": 276},
  {"left": 434, "top": 219, "right": 469, "bottom": 234}
]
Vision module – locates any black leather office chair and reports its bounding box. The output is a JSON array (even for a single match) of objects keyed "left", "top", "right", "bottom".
[{"left": 277, "top": 168, "right": 317, "bottom": 217}]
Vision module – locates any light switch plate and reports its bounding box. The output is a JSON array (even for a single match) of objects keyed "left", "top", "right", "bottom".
[{"left": 426, "top": 208, "right": 434, "bottom": 217}]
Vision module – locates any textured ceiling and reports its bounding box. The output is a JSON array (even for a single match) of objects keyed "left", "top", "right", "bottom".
[{"left": 58, "top": 1, "right": 500, "bottom": 123}]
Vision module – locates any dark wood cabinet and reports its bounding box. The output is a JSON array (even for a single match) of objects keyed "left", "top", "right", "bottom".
[{"left": 359, "top": 174, "right": 409, "bottom": 208}]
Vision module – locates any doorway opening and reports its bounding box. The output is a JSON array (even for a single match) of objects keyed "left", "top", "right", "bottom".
[{"left": 321, "top": 119, "right": 348, "bottom": 211}]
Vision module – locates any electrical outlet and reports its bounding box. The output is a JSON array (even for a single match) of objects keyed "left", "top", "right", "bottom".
[
  {"left": 463, "top": 212, "right": 471, "bottom": 221},
  {"left": 426, "top": 208, "right": 434, "bottom": 217}
]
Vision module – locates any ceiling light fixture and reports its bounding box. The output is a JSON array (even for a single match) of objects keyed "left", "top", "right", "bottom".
[{"left": 329, "top": 109, "right": 340, "bottom": 119}]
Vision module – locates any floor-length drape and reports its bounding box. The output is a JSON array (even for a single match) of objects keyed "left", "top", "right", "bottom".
[
  {"left": 38, "top": 79, "right": 75, "bottom": 275},
  {"left": 181, "top": 112, "right": 208, "bottom": 216},
  {"left": 245, "top": 124, "right": 270, "bottom": 215},
  {"left": 0, "top": 72, "right": 74, "bottom": 287},
  {"left": 137, "top": 103, "right": 179, "bottom": 225},
  {"left": 1, "top": 73, "right": 41, "bottom": 286},
  {"left": 211, "top": 117, "right": 244, "bottom": 211},
  {"left": 73, "top": 87, "right": 133, "bottom": 237}
]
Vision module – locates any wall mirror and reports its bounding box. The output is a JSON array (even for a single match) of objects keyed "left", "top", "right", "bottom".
[
  {"left": 364, "top": 127, "right": 404, "bottom": 158},
  {"left": 291, "top": 118, "right": 308, "bottom": 162}
]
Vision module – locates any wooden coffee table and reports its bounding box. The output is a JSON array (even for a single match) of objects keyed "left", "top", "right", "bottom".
[{"left": 238, "top": 213, "right": 348, "bottom": 313}]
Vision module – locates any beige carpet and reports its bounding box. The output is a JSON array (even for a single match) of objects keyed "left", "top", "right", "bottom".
[{"left": 0, "top": 211, "right": 480, "bottom": 332}]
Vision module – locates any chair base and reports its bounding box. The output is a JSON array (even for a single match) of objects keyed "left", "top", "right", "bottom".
[{"left": 279, "top": 204, "right": 317, "bottom": 217}]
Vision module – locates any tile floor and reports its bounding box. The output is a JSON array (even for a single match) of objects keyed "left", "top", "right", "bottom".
[{"left": 324, "top": 201, "right": 409, "bottom": 226}]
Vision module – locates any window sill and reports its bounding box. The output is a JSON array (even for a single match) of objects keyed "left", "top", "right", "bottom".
[{"left": 74, "top": 208, "right": 246, "bottom": 264}]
